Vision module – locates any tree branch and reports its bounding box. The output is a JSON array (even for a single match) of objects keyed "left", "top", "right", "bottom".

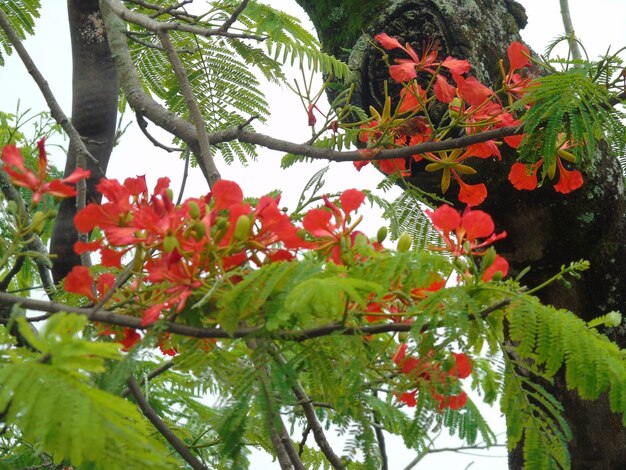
[
  {"left": 104, "top": 0, "right": 264, "bottom": 40},
  {"left": 120, "top": 360, "right": 174, "bottom": 397},
  {"left": 270, "top": 347, "right": 346, "bottom": 470},
  {"left": 217, "top": 0, "right": 251, "bottom": 34},
  {"left": 559, "top": 0, "right": 583, "bottom": 61},
  {"left": 0, "top": 291, "right": 511, "bottom": 341},
  {"left": 127, "top": 375, "right": 207, "bottom": 469},
  {"left": 157, "top": 29, "right": 220, "bottom": 187}
]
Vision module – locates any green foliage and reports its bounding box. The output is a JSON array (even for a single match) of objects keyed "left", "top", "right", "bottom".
[
  {"left": 0, "top": 0, "right": 41, "bottom": 66},
  {"left": 126, "top": 0, "right": 350, "bottom": 165},
  {"left": 501, "top": 294, "right": 626, "bottom": 468},
  {"left": 515, "top": 58, "right": 626, "bottom": 172},
  {"left": 0, "top": 313, "right": 176, "bottom": 469}
]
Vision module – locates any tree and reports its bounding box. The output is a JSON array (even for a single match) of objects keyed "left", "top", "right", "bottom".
[{"left": 0, "top": 1, "right": 625, "bottom": 469}]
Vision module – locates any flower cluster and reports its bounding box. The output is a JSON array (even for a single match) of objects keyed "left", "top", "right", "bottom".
[
  {"left": 427, "top": 204, "right": 509, "bottom": 282},
  {"left": 63, "top": 178, "right": 376, "bottom": 330},
  {"left": 1, "top": 139, "right": 90, "bottom": 205},
  {"left": 393, "top": 343, "right": 472, "bottom": 411},
  {"left": 355, "top": 34, "right": 585, "bottom": 204},
  {"left": 508, "top": 133, "right": 583, "bottom": 194}
]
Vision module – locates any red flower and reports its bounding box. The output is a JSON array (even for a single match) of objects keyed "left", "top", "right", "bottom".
[
  {"left": 119, "top": 328, "right": 141, "bottom": 351},
  {"left": 449, "top": 353, "right": 472, "bottom": 379},
  {"left": 433, "top": 74, "right": 456, "bottom": 103},
  {"left": 482, "top": 254, "right": 509, "bottom": 281},
  {"left": 1, "top": 139, "right": 90, "bottom": 204},
  {"left": 427, "top": 204, "right": 506, "bottom": 256},
  {"left": 554, "top": 158, "right": 584, "bottom": 194},
  {"left": 457, "top": 180, "right": 487, "bottom": 206},
  {"left": 64, "top": 266, "right": 96, "bottom": 301},
  {"left": 507, "top": 41, "right": 530, "bottom": 72},
  {"left": 432, "top": 391, "right": 468, "bottom": 411},
  {"left": 508, "top": 162, "right": 539, "bottom": 190}
]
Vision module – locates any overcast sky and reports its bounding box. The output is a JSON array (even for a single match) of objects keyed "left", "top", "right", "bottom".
[{"left": 1, "top": 1, "right": 625, "bottom": 468}]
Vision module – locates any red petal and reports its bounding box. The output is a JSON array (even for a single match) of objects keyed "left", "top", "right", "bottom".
[
  {"left": 340, "top": 189, "right": 366, "bottom": 215},
  {"left": 96, "top": 272, "right": 116, "bottom": 297},
  {"left": 433, "top": 74, "right": 456, "bottom": 103},
  {"left": 101, "top": 247, "right": 124, "bottom": 267},
  {"left": 450, "top": 353, "right": 472, "bottom": 378},
  {"left": 457, "top": 180, "right": 487, "bottom": 206},
  {"left": 211, "top": 180, "right": 244, "bottom": 210},
  {"left": 119, "top": 328, "right": 141, "bottom": 351},
  {"left": 441, "top": 57, "right": 471, "bottom": 75},
  {"left": 390, "top": 62, "right": 417, "bottom": 82},
  {"left": 554, "top": 160, "right": 583, "bottom": 194},
  {"left": 508, "top": 162, "right": 539, "bottom": 191},
  {"left": 64, "top": 266, "right": 95, "bottom": 300},
  {"left": 461, "top": 209, "right": 495, "bottom": 240},
  {"left": 399, "top": 391, "right": 417, "bottom": 407},
  {"left": 303, "top": 208, "right": 334, "bottom": 237},
  {"left": 427, "top": 204, "right": 461, "bottom": 234},
  {"left": 508, "top": 41, "right": 530, "bottom": 71},
  {"left": 454, "top": 74, "right": 494, "bottom": 106},
  {"left": 74, "top": 239, "right": 103, "bottom": 254},
  {"left": 374, "top": 32, "right": 404, "bottom": 50},
  {"left": 482, "top": 254, "right": 509, "bottom": 281},
  {"left": 62, "top": 167, "right": 91, "bottom": 184}
]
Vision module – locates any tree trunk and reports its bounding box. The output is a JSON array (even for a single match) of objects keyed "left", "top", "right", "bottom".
[
  {"left": 296, "top": 0, "right": 626, "bottom": 468},
  {"left": 50, "top": 0, "right": 119, "bottom": 282}
]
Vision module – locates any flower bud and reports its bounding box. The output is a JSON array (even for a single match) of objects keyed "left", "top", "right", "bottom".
[
  {"left": 449, "top": 97, "right": 462, "bottom": 119},
  {"left": 165, "top": 188, "right": 174, "bottom": 201},
  {"left": 188, "top": 201, "right": 201, "bottom": 219},
  {"left": 397, "top": 232, "right": 413, "bottom": 252},
  {"left": 30, "top": 211, "right": 47, "bottom": 234},
  {"left": 163, "top": 234, "right": 179, "bottom": 253},
  {"left": 376, "top": 226, "right": 388, "bottom": 244},
  {"left": 193, "top": 222, "right": 206, "bottom": 241},
  {"left": 233, "top": 215, "right": 251, "bottom": 241}
]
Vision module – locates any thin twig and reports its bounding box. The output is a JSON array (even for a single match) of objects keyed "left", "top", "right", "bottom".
[
  {"left": 124, "top": 0, "right": 199, "bottom": 22},
  {"left": 217, "top": 0, "right": 251, "bottom": 33},
  {"left": 402, "top": 443, "right": 507, "bottom": 470},
  {"left": 0, "top": 252, "right": 26, "bottom": 291},
  {"left": 105, "top": 0, "right": 265, "bottom": 41},
  {"left": 120, "top": 361, "right": 174, "bottom": 398},
  {"left": 127, "top": 375, "right": 207, "bottom": 470},
  {"left": 177, "top": 147, "right": 191, "bottom": 205},
  {"left": 135, "top": 111, "right": 183, "bottom": 152}
]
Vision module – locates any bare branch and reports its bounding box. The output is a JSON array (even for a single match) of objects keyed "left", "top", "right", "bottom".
[
  {"left": 104, "top": 0, "right": 264, "bottom": 41},
  {"left": 127, "top": 375, "right": 207, "bottom": 470},
  {"left": 217, "top": 0, "right": 251, "bottom": 34},
  {"left": 0, "top": 290, "right": 512, "bottom": 341},
  {"left": 135, "top": 111, "right": 184, "bottom": 152},
  {"left": 120, "top": 360, "right": 174, "bottom": 398},
  {"left": 218, "top": 125, "right": 524, "bottom": 163}
]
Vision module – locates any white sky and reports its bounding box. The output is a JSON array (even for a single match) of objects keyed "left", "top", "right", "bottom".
[{"left": 1, "top": 1, "right": 625, "bottom": 468}]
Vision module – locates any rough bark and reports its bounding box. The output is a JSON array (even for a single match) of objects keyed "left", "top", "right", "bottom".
[
  {"left": 296, "top": 0, "right": 626, "bottom": 468},
  {"left": 50, "top": 0, "right": 119, "bottom": 282}
]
